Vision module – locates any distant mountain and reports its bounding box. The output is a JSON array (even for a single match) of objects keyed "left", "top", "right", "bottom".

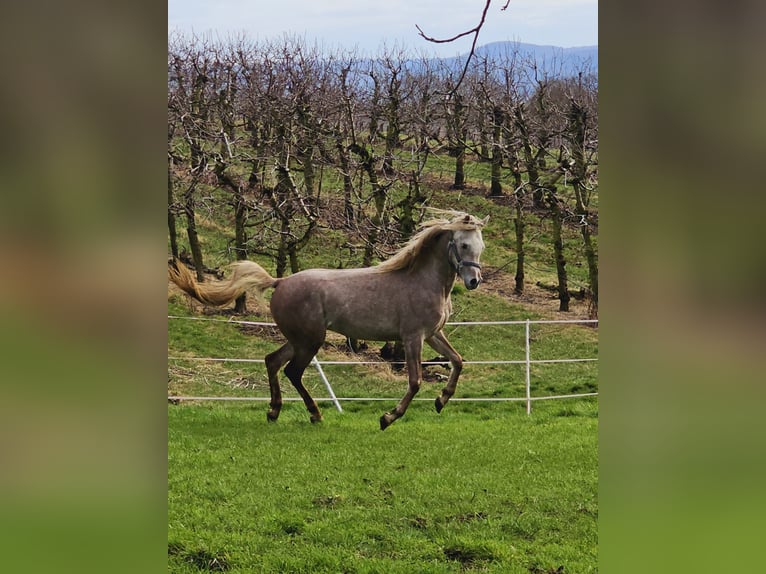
[{"left": 443, "top": 41, "right": 598, "bottom": 79}]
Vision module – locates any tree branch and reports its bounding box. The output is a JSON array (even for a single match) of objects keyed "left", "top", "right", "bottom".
[{"left": 415, "top": 0, "right": 497, "bottom": 94}]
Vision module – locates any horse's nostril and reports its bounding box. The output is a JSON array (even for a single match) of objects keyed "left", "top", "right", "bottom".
[{"left": 470, "top": 278, "right": 478, "bottom": 287}]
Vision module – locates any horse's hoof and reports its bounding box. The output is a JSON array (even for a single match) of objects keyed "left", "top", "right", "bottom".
[
  {"left": 266, "top": 411, "right": 279, "bottom": 422},
  {"left": 434, "top": 397, "right": 444, "bottom": 413},
  {"left": 310, "top": 414, "right": 323, "bottom": 424},
  {"left": 380, "top": 414, "right": 391, "bottom": 431}
]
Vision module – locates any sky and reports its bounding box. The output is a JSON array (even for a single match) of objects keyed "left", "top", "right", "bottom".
[{"left": 168, "top": 0, "right": 597, "bottom": 57}]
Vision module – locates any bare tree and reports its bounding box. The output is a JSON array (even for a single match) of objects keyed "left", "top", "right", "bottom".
[
  {"left": 332, "top": 56, "right": 359, "bottom": 226},
  {"left": 251, "top": 39, "right": 322, "bottom": 277},
  {"left": 167, "top": 99, "right": 180, "bottom": 260},
  {"left": 168, "top": 37, "right": 215, "bottom": 282},
  {"left": 563, "top": 72, "right": 599, "bottom": 316}
]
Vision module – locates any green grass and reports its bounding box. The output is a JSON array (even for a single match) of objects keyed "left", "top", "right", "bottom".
[
  {"left": 168, "top": 401, "right": 597, "bottom": 573},
  {"left": 169, "top": 150, "right": 598, "bottom": 572}
]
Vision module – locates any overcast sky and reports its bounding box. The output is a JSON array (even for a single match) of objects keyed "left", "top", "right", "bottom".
[{"left": 168, "top": 0, "right": 597, "bottom": 57}]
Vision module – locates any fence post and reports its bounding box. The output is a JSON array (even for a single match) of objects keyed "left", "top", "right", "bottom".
[
  {"left": 525, "top": 319, "right": 531, "bottom": 415},
  {"left": 312, "top": 356, "right": 343, "bottom": 413}
]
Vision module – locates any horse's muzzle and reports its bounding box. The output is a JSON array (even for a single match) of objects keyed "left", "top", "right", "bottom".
[{"left": 461, "top": 269, "right": 482, "bottom": 290}]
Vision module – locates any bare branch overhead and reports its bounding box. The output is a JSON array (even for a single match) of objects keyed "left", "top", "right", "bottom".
[{"left": 415, "top": 0, "right": 509, "bottom": 94}]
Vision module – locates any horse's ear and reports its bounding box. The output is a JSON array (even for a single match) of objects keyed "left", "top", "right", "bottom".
[{"left": 482, "top": 215, "right": 490, "bottom": 226}]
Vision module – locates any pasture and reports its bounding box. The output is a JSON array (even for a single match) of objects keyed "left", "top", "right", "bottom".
[
  {"left": 168, "top": 400, "right": 597, "bottom": 573},
  {"left": 168, "top": 269, "right": 598, "bottom": 572},
  {"left": 167, "top": 183, "right": 599, "bottom": 571}
]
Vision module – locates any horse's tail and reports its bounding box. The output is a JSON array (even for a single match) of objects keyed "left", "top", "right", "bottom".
[{"left": 168, "top": 259, "right": 278, "bottom": 307}]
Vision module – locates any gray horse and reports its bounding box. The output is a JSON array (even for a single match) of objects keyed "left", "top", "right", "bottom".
[{"left": 169, "top": 211, "right": 488, "bottom": 430}]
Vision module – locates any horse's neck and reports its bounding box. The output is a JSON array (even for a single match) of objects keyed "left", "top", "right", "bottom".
[{"left": 412, "top": 233, "right": 456, "bottom": 297}]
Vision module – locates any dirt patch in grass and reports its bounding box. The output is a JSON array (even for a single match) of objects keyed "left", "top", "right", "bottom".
[
  {"left": 481, "top": 269, "right": 594, "bottom": 321},
  {"left": 168, "top": 542, "right": 232, "bottom": 572},
  {"left": 443, "top": 541, "right": 498, "bottom": 568}
]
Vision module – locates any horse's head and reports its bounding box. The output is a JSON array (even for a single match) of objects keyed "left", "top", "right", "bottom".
[{"left": 449, "top": 223, "right": 486, "bottom": 290}]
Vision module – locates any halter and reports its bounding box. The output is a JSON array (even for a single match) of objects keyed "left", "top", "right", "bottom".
[{"left": 448, "top": 239, "right": 482, "bottom": 273}]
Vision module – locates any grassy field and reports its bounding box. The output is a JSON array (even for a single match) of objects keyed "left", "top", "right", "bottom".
[
  {"left": 168, "top": 401, "right": 597, "bottom": 573},
  {"left": 168, "top": 157, "right": 598, "bottom": 572},
  {"left": 167, "top": 244, "right": 599, "bottom": 573}
]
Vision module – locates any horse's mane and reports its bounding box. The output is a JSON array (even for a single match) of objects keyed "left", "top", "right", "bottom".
[{"left": 374, "top": 210, "right": 486, "bottom": 273}]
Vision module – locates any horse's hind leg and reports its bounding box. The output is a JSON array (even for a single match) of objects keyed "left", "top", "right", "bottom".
[
  {"left": 265, "top": 343, "right": 294, "bottom": 422},
  {"left": 284, "top": 343, "right": 324, "bottom": 423},
  {"left": 426, "top": 330, "right": 463, "bottom": 413}
]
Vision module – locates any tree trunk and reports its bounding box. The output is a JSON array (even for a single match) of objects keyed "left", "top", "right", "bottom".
[
  {"left": 167, "top": 155, "right": 179, "bottom": 259},
  {"left": 477, "top": 108, "right": 490, "bottom": 162},
  {"left": 183, "top": 184, "right": 205, "bottom": 283},
  {"left": 397, "top": 173, "right": 422, "bottom": 240},
  {"left": 514, "top": 207, "right": 525, "bottom": 294},
  {"left": 453, "top": 143, "right": 466, "bottom": 190},
  {"left": 288, "top": 244, "right": 300, "bottom": 274},
  {"left": 450, "top": 94, "right": 466, "bottom": 190},
  {"left": 183, "top": 67, "right": 208, "bottom": 283},
  {"left": 368, "top": 74, "right": 381, "bottom": 143},
  {"left": 382, "top": 70, "right": 400, "bottom": 177},
  {"left": 579, "top": 220, "right": 598, "bottom": 317},
  {"left": 489, "top": 107, "right": 503, "bottom": 196},
  {"left": 512, "top": 161, "right": 525, "bottom": 294},
  {"left": 335, "top": 131, "right": 355, "bottom": 226},
  {"left": 233, "top": 195, "right": 248, "bottom": 312},
  {"left": 349, "top": 143, "right": 385, "bottom": 266},
  {"left": 548, "top": 190, "right": 570, "bottom": 312},
  {"left": 275, "top": 239, "right": 288, "bottom": 278},
  {"left": 567, "top": 100, "right": 598, "bottom": 316},
  {"left": 297, "top": 104, "right": 316, "bottom": 203},
  {"left": 514, "top": 104, "right": 544, "bottom": 208},
  {"left": 272, "top": 166, "right": 295, "bottom": 278},
  {"left": 213, "top": 132, "right": 249, "bottom": 312}
]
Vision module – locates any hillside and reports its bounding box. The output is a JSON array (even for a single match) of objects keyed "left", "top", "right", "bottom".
[{"left": 440, "top": 41, "right": 598, "bottom": 82}]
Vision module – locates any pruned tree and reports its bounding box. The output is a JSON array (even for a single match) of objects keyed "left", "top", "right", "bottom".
[
  {"left": 562, "top": 71, "right": 599, "bottom": 316},
  {"left": 168, "top": 36, "right": 216, "bottom": 282},
  {"left": 332, "top": 56, "right": 359, "bottom": 226}
]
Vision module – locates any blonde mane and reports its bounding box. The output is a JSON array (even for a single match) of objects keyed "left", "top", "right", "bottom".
[{"left": 375, "top": 210, "right": 486, "bottom": 273}]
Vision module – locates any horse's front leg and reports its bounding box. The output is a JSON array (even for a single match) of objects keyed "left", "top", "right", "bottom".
[
  {"left": 425, "top": 330, "right": 463, "bottom": 413},
  {"left": 380, "top": 336, "right": 423, "bottom": 430}
]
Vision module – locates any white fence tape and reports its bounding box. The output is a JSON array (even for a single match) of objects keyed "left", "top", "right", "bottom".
[{"left": 168, "top": 316, "right": 598, "bottom": 414}]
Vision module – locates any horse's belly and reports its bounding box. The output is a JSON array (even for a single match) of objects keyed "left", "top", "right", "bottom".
[
  {"left": 325, "top": 303, "right": 446, "bottom": 342},
  {"left": 326, "top": 315, "right": 400, "bottom": 342}
]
